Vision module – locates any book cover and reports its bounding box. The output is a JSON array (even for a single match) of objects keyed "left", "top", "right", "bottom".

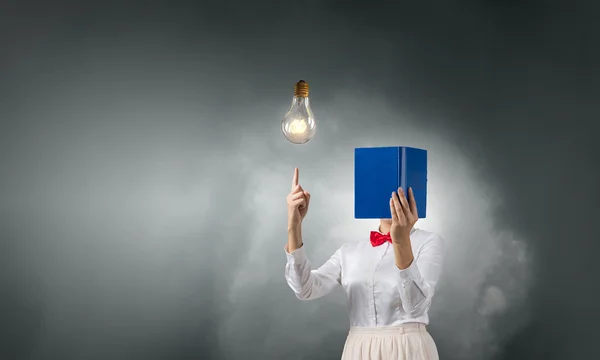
[{"left": 354, "top": 146, "right": 427, "bottom": 219}]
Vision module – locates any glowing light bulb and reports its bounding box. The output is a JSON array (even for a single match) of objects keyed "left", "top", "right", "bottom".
[{"left": 281, "top": 80, "right": 316, "bottom": 144}]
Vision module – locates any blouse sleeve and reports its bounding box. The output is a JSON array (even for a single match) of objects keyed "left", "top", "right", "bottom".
[
  {"left": 396, "top": 233, "right": 445, "bottom": 317},
  {"left": 284, "top": 244, "right": 342, "bottom": 300}
]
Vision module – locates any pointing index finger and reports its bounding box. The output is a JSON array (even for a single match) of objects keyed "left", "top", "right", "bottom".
[{"left": 291, "top": 167, "right": 299, "bottom": 190}]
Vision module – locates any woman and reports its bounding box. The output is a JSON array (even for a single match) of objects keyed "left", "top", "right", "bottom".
[{"left": 284, "top": 168, "right": 444, "bottom": 360}]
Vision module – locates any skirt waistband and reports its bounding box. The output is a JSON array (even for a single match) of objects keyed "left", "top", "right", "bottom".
[{"left": 348, "top": 323, "right": 426, "bottom": 335}]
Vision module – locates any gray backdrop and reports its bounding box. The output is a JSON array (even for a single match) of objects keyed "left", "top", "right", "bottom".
[{"left": 1, "top": 1, "right": 598, "bottom": 359}]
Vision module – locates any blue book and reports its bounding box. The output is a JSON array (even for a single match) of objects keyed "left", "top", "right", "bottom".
[{"left": 354, "top": 146, "right": 427, "bottom": 219}]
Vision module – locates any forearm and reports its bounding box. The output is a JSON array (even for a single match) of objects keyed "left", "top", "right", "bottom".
[
  {"left": 395, "top": 244, "right": 431, "bottom": 317},
  {"left": 393, "top": 240, "right": 414, "bottom": 270},
  {"left": 287, "top": 224, "right": 303, "bottom": 252},
  {"left": 394, "top": 235, "right": 444, "bottom": 318},
  {"left": 284, "top": 233, "right": 342, "bottom": 300}
]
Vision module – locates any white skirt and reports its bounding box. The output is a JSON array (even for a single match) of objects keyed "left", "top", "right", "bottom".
[{"left": 341, "top": 323, "right": 439, "bottom": 360}]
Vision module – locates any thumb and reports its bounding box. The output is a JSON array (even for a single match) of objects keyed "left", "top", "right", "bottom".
[{"left": 304, "top": 191, "right": 311, "bottom": 203}]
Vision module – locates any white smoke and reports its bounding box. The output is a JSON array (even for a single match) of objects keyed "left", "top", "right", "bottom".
[{"left": 219, "top": 90, "right": 534, "bottom": 359}]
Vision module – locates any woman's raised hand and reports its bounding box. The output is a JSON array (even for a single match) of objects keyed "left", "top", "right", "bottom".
[{"left": 287, "top": 167, "right": 311, "bottom": 229}]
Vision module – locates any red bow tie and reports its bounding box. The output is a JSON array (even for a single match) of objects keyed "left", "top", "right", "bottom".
[{"left": 370, "top": 231, "right": 392, "bottom": 247}]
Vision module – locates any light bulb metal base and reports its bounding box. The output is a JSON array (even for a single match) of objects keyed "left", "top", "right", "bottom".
[{"left": 294, "top": 80, "right": 309, "bottom": 98}]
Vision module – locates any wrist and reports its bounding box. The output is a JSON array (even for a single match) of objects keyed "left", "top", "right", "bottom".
[
  {"left": 392, "top": 242, "right": 411, "bottom": 252},
  {"left": 287, "top": 224, "right": 303, "bottom": 252},
  {"left": 392, "top": 242, "right": 414, "bottom": 269},
  {"left": 287, "top": 223, "right": 301, "bottom": 233},
  {"left": 392, "top": 235, "right": 410, "bottom": 245}
]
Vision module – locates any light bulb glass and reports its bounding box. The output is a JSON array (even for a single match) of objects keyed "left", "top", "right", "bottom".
[{"left": 281, "top": 96, "right": 316, "bottom": 144}]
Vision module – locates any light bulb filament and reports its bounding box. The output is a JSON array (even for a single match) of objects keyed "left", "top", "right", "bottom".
[{"left": 289, "top": 119, "right": 308, "bottom": 134}]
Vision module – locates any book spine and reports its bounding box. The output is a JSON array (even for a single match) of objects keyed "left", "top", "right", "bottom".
[{"left": 400, "top": 147, "right": 406, "bottom": 190}]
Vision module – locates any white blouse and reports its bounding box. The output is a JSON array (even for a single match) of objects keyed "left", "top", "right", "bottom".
[{"left": 284, "top": 228, "right": 444, "bottom": 327}]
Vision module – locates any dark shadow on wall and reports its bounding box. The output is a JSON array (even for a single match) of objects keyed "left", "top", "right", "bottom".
[
  {"left": 0, "top": 229, "right": 44, "bottom": 360},
  {"left": 492, "top": 320, "right": 565, "bottom": 360}
]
